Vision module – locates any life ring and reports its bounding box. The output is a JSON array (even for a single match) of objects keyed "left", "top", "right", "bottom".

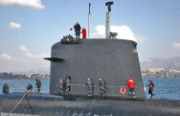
[{"left": 120, "top": 88, "right": 126, "bottom": 94}]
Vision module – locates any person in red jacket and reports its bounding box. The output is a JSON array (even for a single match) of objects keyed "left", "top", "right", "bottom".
[
  {"left": 127, "top": 77, "right": 135, "bottom": 96},
  {"left": 81, "top": 27, "right": 87, "bottom": 39}
]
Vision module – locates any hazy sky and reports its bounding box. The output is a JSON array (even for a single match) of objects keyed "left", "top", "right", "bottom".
[{"left": 0, "top": 0, "right": 180, "bottom": 72}]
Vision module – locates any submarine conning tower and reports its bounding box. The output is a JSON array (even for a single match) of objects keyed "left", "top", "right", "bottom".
[{"left": 48, "top": 39, "right": 145, "bottom": 99}]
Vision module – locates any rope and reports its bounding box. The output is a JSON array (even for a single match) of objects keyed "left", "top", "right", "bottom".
[
  {"left": 25, "top": 94, "right": 34, "bottom": 114},
  {"left": 8, "top": 90, "right": 32, "bottom": 116}
]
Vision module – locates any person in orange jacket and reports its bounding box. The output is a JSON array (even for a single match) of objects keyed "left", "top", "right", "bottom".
[
  {"left": 81, "top": 27, "right": 87, "bottom": 40},
  {"left": 127, "top": 77, "right": 135, "bottom": 96}
]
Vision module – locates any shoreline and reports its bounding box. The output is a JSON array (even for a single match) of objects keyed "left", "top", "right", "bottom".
[{"left": 0, "top": 77, "right": 180, "bottom": 80}]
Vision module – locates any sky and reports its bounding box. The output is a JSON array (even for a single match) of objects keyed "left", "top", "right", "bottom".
[{"left": 0, "top": 0, "right": 180, "bottom": 72}]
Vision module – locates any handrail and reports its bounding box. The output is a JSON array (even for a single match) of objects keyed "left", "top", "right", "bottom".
[{"left": 70, "top": 84, "right": 128, "bottom": 88}]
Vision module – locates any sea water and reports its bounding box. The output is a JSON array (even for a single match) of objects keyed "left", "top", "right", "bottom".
[
  {"left": 0, "top": 78, "right": 180, "bottom": 100},
  {"left": 143, "top": 78, "right": 180, "bottom": 100}
]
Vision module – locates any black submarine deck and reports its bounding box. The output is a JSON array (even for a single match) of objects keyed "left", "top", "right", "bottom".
[{"left": 0, "top": 92, "right": 180, "bottom": 116}]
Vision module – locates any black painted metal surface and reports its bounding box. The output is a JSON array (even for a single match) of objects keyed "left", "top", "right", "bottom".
[
  {"left": 49, "top": 39, "right": 145, "bottom": 99},
  {"left": 0, "top": 93, "right": 180, "bottom": 116}
]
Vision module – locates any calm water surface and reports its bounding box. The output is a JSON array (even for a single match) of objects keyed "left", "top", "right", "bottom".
[{"left": 0, "top": 78, "right": 180, "bottom": 100}]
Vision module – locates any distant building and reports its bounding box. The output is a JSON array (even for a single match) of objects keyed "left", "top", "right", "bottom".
[
  {"left": 147, "top": 68, "right": 165, "bottom": 73},
  {"left": 0, "top": 73, "right": 50, "bottom": 80},
  {"left": 142, "top": 68, "right": 180, "bottom": 78}
]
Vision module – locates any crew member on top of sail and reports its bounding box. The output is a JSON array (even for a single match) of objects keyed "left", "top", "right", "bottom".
[
  {"left": 81, "top": 27, "right": 87, "bottom": 39},
  {"left": 74, "top": 22, "right": 81, "bottom": 38}
]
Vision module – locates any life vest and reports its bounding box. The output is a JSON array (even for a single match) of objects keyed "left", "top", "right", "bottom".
[{"left": 150, "top": 84, "right": 153, "bottom": 88}]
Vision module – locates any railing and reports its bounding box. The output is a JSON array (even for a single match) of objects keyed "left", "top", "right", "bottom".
[{"left": 56, "top": 83, "right": 137, "bottom": 97}]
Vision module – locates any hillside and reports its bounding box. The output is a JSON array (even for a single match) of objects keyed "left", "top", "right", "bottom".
[{"left": 140, "top": 56, "right": 180, "bottom": 71}]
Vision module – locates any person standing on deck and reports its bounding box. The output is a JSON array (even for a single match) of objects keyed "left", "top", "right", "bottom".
[
  {"left": 127, "top": 78, "right": 135, "bottom": 96},
  {"left": 86, "top": 77, "right": 94, "bottom": 96},
  {"left": 58, "top": 79, "right": 64, "bottom": 95},
  {"left": 65, "top": 76, "right": 71, "bottom": 92},
  {"left": 147, "top": 80, "right": 155, "bottom": 98},
  {"left": 2, "top": 83, "right": 9, "bottom": 94},
  {"left": 98, "top": 77, "right": 106, "bottom": 97},
  {"left": 81, "top": 27, "right": 87, "bottom": 39},
  {"left": 74, "top": 22, "right": 81, "bottom": 38},
  {"left": 35, "top": 79, "right": 41, "bottom": 93}
]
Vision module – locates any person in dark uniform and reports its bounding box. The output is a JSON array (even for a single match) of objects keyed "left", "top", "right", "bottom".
[
  {"left": 86, "top": 77, "right": 94, "bottom": 96},
  {"left": 27, "top": 83, "right": 33, "bottom": 91},
  {"left": 3, "top": 83, "right": 9, "bottom": 94},
  {"left": 98, "top": 77, "right": 106, "bottom": 97},
  {"left": 65, "top": 76, "right": 71, "bottom": 93},
  {"left": 35, "top": 79, "right": 41, "bottom": 93},
  {"left": 74, "top": 22, "right": 81, "bottom": 38},
  {"left": 147, "top": 80, "right": 155, "bottom": 98}
]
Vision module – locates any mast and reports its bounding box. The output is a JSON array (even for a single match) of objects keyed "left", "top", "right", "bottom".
[
  {"left": 88, "top": 3, "right": 91, "bottom": 38},
  {"left": 105, "top": 1, "right": 114, "bottom": 39}
]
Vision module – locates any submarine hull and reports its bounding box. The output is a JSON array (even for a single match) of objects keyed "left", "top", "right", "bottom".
[{"left": 0, "top": 93, "right": 180, "bottom": 116}]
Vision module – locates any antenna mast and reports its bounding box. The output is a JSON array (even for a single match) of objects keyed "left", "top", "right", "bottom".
[
  {"left": 88, "top": 3, "right": 91, "bottom": 38},
  {"left": 105, "top": 1, "right": 114, "bottom": 39}
]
